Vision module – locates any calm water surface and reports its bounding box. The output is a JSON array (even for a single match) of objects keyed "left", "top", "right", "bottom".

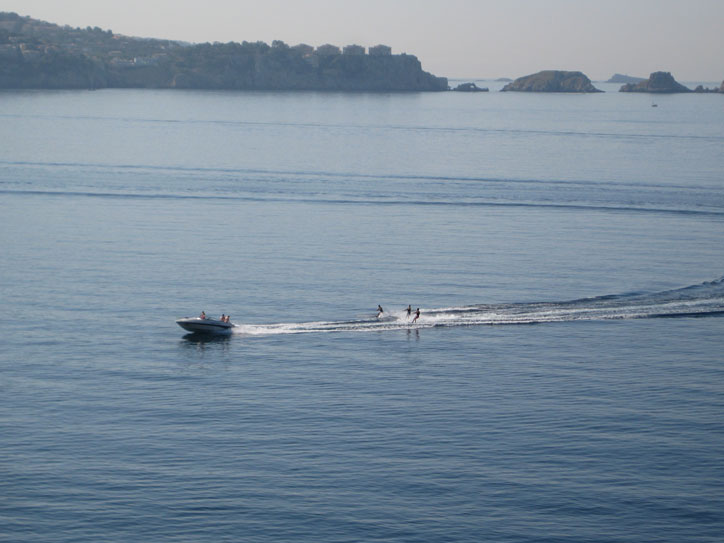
[{"left": 1, "top": 85, "right": 723, "bottom": 542}]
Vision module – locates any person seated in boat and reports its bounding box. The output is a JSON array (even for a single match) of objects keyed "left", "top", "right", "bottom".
[
  {"left": 225, "top": 315, "right": 230, "bottom": 323},
  {"left": 199, "top": 311, "right": 206, "bottom": 319},
  {"left": 220, "top": 314, "right": 226, "bottom": 322}
]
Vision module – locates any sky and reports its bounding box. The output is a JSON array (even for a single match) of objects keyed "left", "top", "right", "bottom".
[{"left": 3, "top": 0, "right": 723, "bottom": 81}]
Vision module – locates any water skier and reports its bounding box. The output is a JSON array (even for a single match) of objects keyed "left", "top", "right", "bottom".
[
  {"left": 412, "top": 308, "right": 420, "bottom": 323},
  {"left": 405, "top": 305, "right": 412, "bottom": 318},
  {"left": 377, "top": 305, "right": 384, "bottom": 318}
]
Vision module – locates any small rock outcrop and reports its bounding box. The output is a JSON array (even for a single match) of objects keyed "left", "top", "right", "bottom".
[
  {"left": 452, "top": 82, "right": 488, "bottom": 92},
  {"left": 501, "top": 70, "right": 602, "bottom": 92},
  {"left": 607, "top": 73, "right": 645, "bottom": 84},
  {"left": 692, "top": 80, "right": 724, "bottom": 93},
  {"left": 619, "top": 72, "right": 691, "bottom": 93},
  {"left": 693, "top": 85, "right": 719, "bottom": 93}
]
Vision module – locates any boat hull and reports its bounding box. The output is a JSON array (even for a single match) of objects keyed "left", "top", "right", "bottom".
[{"left": 176, "top": 317, "right": 234, "bottom": 334}]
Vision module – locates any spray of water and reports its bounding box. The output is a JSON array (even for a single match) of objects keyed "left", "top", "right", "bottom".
[{"left": 230, "top": 277, "right": 724, "bottom": 337}]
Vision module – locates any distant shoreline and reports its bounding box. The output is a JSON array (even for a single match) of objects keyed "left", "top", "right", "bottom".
[{"left": 1, "top": 12, "right": 721, "bottom": 94}]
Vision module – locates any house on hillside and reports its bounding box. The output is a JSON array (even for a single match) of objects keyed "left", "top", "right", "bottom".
[
  {"left": 316, "top": 44, "right": 341, "bottom": 56},
  {"left": 368, "top": 44, "right": 391, "bottom": 56},
  {"left": 343, "top": 44, "right": 365, "bottom": 55}
]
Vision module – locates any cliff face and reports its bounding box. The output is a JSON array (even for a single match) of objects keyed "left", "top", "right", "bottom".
[
  {"left": 0, "top": 12, "right": 447, "bottom": 91},
  {"left": 154, "top": 43, "right": 447, "bottom": 91},
  {"left": 619, "top": 72, "right": 691, "bottom": 93},
  {"left": 160, "top": 49, "right": 447, "bottom": 91},
  {"left": 501, "top": 70, "right": 602, "bottom": 92}
]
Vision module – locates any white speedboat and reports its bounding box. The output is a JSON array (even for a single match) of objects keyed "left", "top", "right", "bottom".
[{"left": 176, "top": 317, "right": 234, "bottom": 334}]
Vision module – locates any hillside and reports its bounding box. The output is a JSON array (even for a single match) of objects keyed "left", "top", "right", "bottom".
[{"left": 0, "top": 12, "right": 448, "bottom": 91}]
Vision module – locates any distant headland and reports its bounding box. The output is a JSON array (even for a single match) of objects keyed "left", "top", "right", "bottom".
[{"left": 0, "top": 12, "right": 447, "bottom": 91}]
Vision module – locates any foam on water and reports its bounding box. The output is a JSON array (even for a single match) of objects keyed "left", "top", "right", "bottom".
[{"left": 231, "top": 277, "right": 724, "bottom": 336}]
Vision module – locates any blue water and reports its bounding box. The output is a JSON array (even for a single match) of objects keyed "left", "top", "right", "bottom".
[{"left": 1, "top": 84, "right": 723, "bottom": 542}]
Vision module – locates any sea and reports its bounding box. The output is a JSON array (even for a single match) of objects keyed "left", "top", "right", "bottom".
[{"left": 1, "top": 80, "right": 723, "bottom": 542}]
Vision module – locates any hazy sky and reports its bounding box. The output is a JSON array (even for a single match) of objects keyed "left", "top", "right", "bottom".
[{"left": 4, "top": 0, "right": 723, "bottom": 81}]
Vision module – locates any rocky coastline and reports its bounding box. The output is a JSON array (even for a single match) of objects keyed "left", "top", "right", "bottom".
[{"left": 2, "top": 13, "right": 722, "bottom": 95}]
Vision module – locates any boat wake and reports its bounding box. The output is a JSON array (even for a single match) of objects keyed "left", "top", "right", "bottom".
[{"left": 232, "top": 277, "right": 724, "bottom": 337}]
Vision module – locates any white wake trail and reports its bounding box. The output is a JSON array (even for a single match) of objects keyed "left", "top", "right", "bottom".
[{"left": 229, "top": 278, "right": 724, "bottom": 337}]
